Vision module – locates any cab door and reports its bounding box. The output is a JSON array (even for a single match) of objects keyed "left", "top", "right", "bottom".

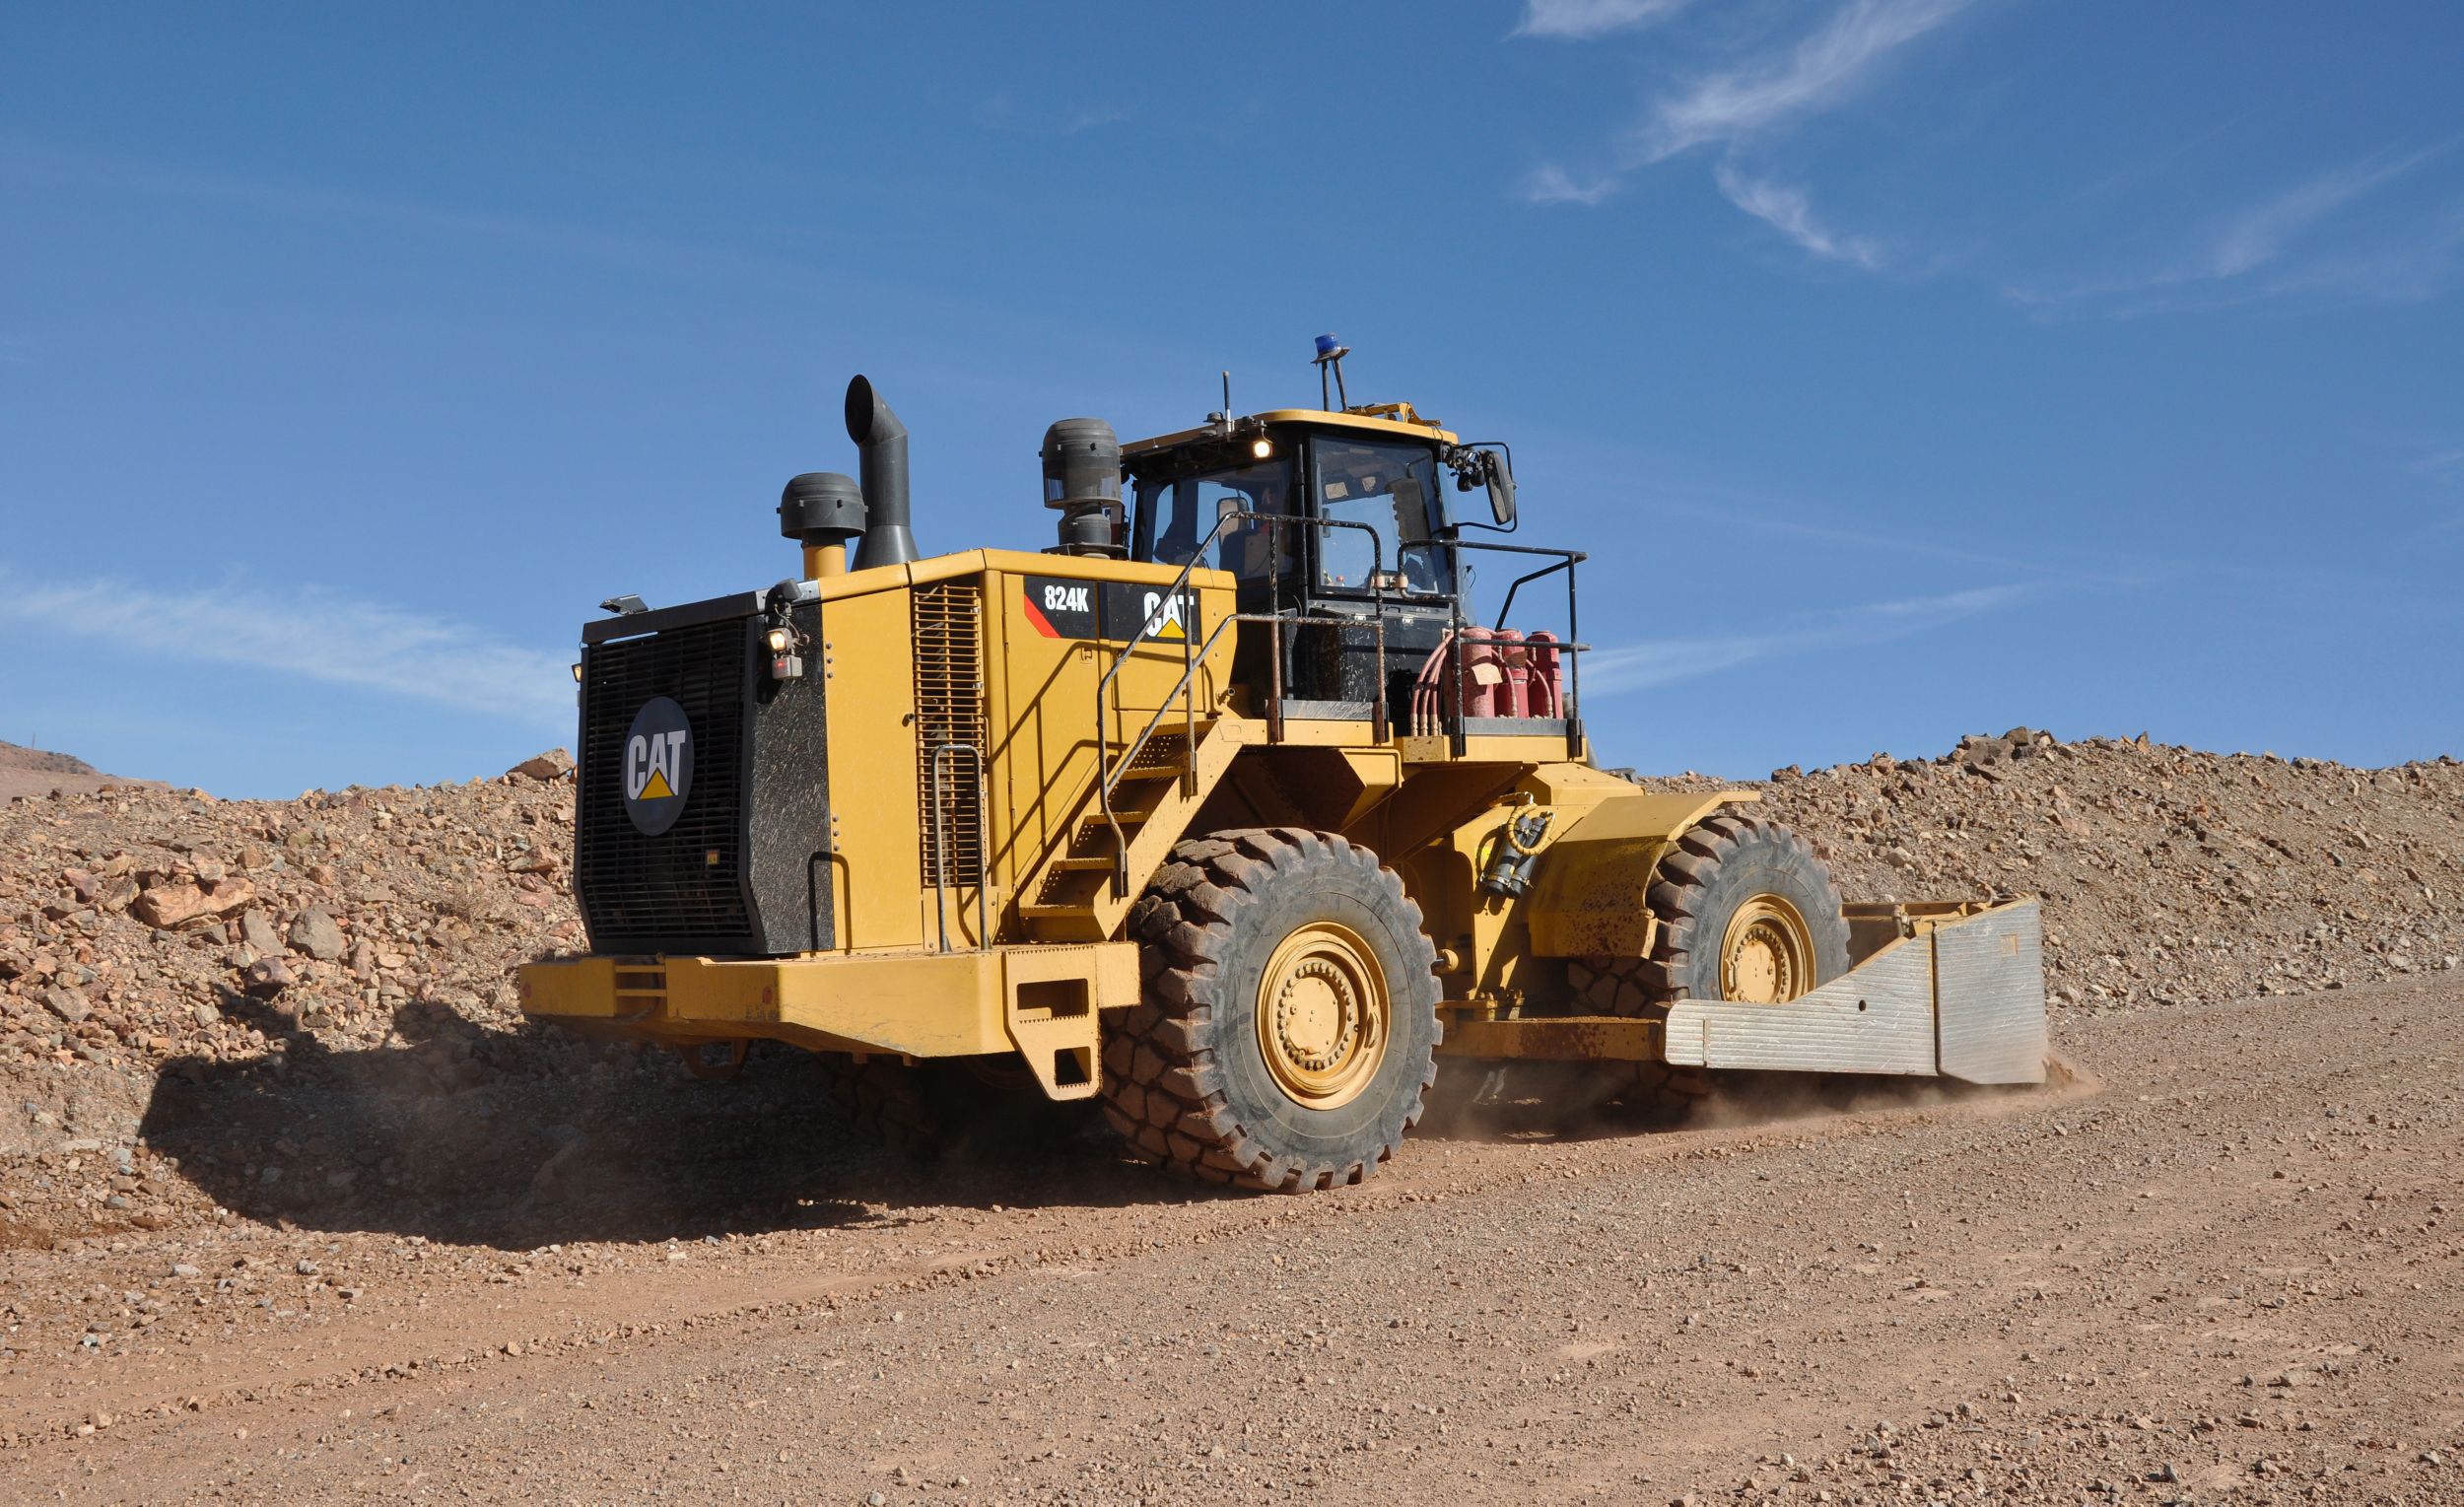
[{"left": 1289, "top": 433, "right": 1459, "bottom": 717}]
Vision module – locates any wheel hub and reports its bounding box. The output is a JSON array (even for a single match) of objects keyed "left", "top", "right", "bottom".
[
  {"left": 1719, "top": 895, "right": 1814, "bottom": 1005},
  {"left": 1256, "top": 924, "right": 1391, "bottom": 1109},
  {"left": 1273, "top": 960, "right": 1356, "bottom": 1071}
]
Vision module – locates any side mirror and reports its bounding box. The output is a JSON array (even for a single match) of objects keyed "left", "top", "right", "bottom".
[{"left": 1483, "top": 451, "right": 1517, "bottom": 527}]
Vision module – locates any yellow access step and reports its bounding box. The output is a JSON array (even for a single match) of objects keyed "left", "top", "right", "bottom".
[{"left": 1017, "top": 718, "right": 1246, "bottom": 942}]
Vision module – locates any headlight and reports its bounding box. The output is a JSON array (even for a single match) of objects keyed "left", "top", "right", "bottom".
[
  {"left": 1250, "top": 437, "right": 1274, "bottom": 460},
  {"left": 764, "top": 627, "right": 793, "bottom": 651}
]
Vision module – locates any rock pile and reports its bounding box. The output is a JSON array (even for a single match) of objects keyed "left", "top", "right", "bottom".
[
  {"left": 0, "top": 755, "right": 606, "bottom": 1241},
  {"left": 1, "top": 760, "right": 580, "bottom": 1079},
  {"left": 1743, "top": 728, "right": 2464, "bottom": 1017}
]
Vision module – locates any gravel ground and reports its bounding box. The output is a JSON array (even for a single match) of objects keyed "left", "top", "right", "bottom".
[{"left": 1, "top": 978, "right": 2457, "bottom": 1504}]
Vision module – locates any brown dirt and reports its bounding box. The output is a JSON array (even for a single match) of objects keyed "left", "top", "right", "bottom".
[{"left": 2, "top": 733, "right": 2461, "bottom": 1502}]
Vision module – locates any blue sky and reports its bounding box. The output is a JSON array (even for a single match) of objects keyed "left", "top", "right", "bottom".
[{"left": 3, "top": 1, "right": 2459, "bottom": 797}]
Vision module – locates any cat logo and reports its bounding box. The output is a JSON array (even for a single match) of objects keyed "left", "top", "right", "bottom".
[
  {"left": 622, "top": 696, "right": 694, "bottom": 836},
  {"left": 1137, "top": 589, "right": 1186, "bottom": 642}
]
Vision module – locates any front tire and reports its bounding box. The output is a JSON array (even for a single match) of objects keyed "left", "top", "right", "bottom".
[
  {"left": 1103, "top": 828, "right": 1441, "bottom": 1192},
  {"left": 1644, "top": 813, "right": 1851, "bottom": 1003},
  {"left": 1583, "top": 813, "right": 1852, "bottom": 1115}
]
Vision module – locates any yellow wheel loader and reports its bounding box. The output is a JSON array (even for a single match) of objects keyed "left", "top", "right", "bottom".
[{"left": 518, "top": 343, "right": 2046, "bottom": 1192}]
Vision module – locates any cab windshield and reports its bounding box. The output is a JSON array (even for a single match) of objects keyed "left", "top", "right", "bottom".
[{"left": 1311, "top": 437, "right": 1448, "bottom": 595}]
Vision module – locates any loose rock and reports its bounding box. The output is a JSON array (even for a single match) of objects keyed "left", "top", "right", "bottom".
[
  {"left": 508, "top": 749, "right": 575, "bottom": 783},
  {"left": 287, "top": 908, "right": 345, "bottom": 962}
]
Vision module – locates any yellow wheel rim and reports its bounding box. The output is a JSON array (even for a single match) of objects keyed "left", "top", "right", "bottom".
[
  {"left": 1719, "top": 895, "right": 1815, "bottom": 1004},
  {"left": 1255, "top": 922, "right": 1391, "bottom": 1110}
]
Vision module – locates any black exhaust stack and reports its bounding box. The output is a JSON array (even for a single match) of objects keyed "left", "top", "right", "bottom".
[{"left": 844, "top": 375, "right": 918, "bottom": 568}]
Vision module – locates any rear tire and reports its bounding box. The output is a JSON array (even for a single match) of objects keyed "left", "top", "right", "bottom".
[
  {"left": 817, "top": 1054, "right": 1097, "bottom": 1164},
  {"left": 815, "top": 1054, "right": 943, "bottom": 1154},
  {"left": 1103, "top": 828, "right": 1441, "bottom": 1193}
]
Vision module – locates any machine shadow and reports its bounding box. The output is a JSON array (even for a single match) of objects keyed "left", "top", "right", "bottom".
[{"left": 136, "top": 994, "right": 1214, "bottom": 1249}]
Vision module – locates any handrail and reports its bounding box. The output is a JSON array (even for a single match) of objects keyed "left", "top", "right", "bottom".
[
  {"left": 1402, "top": 538, "right": 1589, "bottom": 759},
  {"left": 1088, "top": 508, "right": 1402, "bottom": 899},
  {"left": 1095, "top": 509, "right": 1390, "bottom": 737},
  {"left": 1490, "top": 554, "right": 1579, "bottom": 629},
  {"left": 926, "top": 742, "right": 991, "bottom": 953}
]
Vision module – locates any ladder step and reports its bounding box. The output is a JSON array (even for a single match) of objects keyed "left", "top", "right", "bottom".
[
  {"left": 1022, "top": 719, "right": 1217, "bottom": 934},
  {"left": 1033, "top": 866, "right": 1111, "bottom": 903},
  {"left": 1020, "top": 901, "right": 1098, "bottom": 921},
  {"left": 1067, "top": 811, "right": 1146, "bottom": 855}
]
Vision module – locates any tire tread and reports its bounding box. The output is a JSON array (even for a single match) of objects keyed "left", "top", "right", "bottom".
[{"left": 1101, "top": 828, "right": 1439, "bottom": 1193}]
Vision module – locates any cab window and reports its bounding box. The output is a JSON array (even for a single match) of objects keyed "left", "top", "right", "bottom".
[
  {"left": 1132, "top": 455, "right": 1299, "bottom": 583},
  {"left": 1311, "top": 438, "right": 1448, "bottom": 595}
]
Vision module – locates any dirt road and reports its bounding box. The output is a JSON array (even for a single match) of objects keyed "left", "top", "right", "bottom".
[{"left": 5, "top": 976, "right": 2459, "bottom": 1505}]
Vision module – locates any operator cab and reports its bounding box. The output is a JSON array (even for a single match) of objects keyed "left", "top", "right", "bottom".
[{"left": 1123, "top": 401, "right": 1527, "bottom": 728}]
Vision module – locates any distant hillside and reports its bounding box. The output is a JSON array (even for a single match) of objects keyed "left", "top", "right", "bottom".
[{"left": 0, "top": 742, "right": 166, "bottom": 801}]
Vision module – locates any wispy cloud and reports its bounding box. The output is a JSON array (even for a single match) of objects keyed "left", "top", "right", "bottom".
[
  {"left": 2244, "top": 190, "right": 2464, "bottom": 304},
  {"left": 2059, "top": 103, "right": 2277, "bottom": 214},
  {"left": 6, "top": 138, "right": 649, "bottom": 261},
  {"left": 1520, "top": 0, "right": 2453, "bottom": 310},
  {"left": 2410, "top": 446, "right": 2464, "bottom": 535},
  {"left": 2010, "top": 143, "right": 2463, "bottom": 316},
  {"left": 1524, "top": 0, "right": 1970, "bottom": 253},
  {"left": 2409, "top": 446, "right": 2464, "bottom": 483},
  {"left": 1712, "top": 160, "right": 1883, "bottom": 267},
  {"left": 0, "top": 573, "right": 572, "bottom": 726},
  {"left": 0, "top": 136, "right": 858, "bottom": 298},
  {"left": 1513, "top": 0, "right": 1692, "bottom": 41},
  {"left": 1523, "top": 164, "right": 1621, "bottom": 206},
  {"left": 1646, "top": 498, "right": 2157, "bottom": 587},
  {"left": 1635, "top": 0, "right": 1974, "bottom": 163},
  {"left": 973, "top": 93, "right": 1130, "bottom": 136},
  {"left": 1586, "top": 582, "right": 2035, "bottom": 694},
  {"left": 2207, "top": 148, "right": 2443, "bottom": 278}
]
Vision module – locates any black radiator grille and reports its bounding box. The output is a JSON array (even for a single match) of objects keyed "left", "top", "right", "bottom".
[
  {"left": 577, "top": 616, "right": 752, "bottom": 949},
  {"left": 913, "top": 582, "right": 986, "bottom": 886}
]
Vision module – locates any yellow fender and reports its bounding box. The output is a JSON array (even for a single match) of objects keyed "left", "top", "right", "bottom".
[{"left": 1523, "top": 788, "right": 1758, "bottom": 958}]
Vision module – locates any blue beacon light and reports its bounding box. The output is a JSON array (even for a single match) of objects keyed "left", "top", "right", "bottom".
[{"left": 1311, "top": 333, "right": 1351, "bottom": 407}]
